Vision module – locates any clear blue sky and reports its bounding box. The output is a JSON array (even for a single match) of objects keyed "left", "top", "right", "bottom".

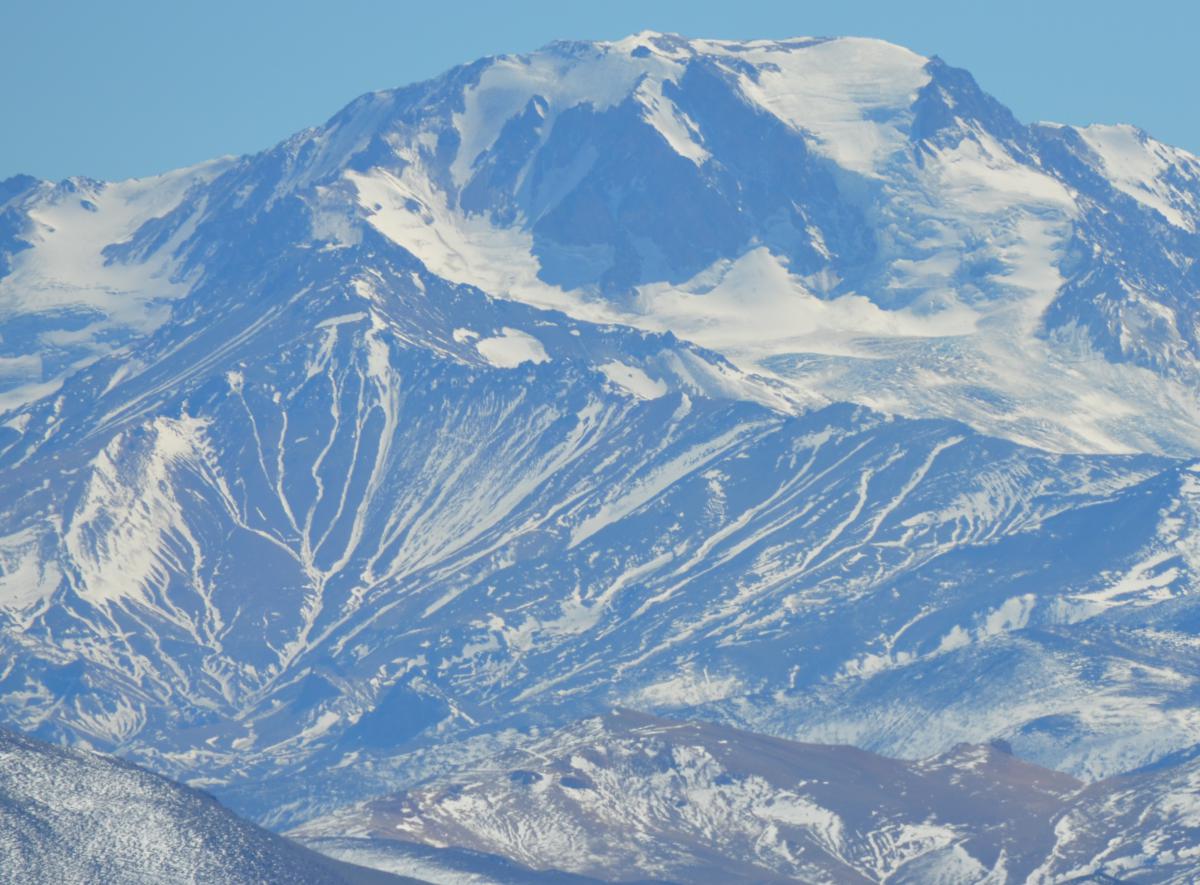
[{"left": 2, "top": 0, "right": 1195, "bottom": 181}]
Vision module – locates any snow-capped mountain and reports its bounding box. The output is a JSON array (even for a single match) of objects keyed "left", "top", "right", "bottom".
[
  {"left": 5, "top": 34, "right": 1200, "bottom": 453},
  {"left": 0, "top": 726, "right": 412, "bottom": 884},
  {"left": 1, "top": 29, "right": 1200, "bottom": 877},
  {"left": 314, "top": 33, "right": 1200, "bottom": 455}
]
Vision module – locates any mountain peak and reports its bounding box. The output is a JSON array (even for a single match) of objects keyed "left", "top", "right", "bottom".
[{"left": 4, "top": 29, "right": 1200, "bottom": 882}]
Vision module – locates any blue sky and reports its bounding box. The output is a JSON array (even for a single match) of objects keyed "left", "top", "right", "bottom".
[{"left": 2, "top": 0, "right": 1195, "bottom": 181}]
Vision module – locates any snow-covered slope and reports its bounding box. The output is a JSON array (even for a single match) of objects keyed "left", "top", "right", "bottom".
[
  {"left": 302, "top": 838, "right": 622, "bottom": 885},
  {"left": 0, "top": 163, "right": 227, "bottom": 413},
  {"left": 272, "top": 31, "right": 1200, "bottom": 455},
  {"left": 0, "top": 726, "right": 414, "bottom": 884},
  {"left": 1037, "top": 748, "right": 1200, "bottom": 882},
  {"left": 8, "top": 34, "right": 1200, "bottom": 452},
  {"left": 298, "top": 708, "right": 1144, "bottom": 884},
  {"left": 0, "top": 238, "right": 1194, "bottom": 824},
  {"left": 1, "top": 29, "right": 1200, "bottom": 876}
]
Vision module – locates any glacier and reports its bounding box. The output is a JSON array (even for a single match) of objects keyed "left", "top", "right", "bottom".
[{"left": 1, "top": 29, "right": 1200, "bottom": 882}]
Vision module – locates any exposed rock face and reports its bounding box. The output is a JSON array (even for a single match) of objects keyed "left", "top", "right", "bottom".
[{"left": 2, "top": 30, "right": 1200, "bottom": 881}]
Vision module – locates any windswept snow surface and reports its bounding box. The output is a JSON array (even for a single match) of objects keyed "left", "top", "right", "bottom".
[
  {"left": 701, "top": 36, "right": 931, "bottom": 176},
  {"left": 0, "top": 727, "right": 406, "bottom": 884}
]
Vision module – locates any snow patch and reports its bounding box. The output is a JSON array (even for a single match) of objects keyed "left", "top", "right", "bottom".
[
  {"left": 0, "top": 529, "right": 60, "bottom": 612},
  {"left": 598, "top": 361, "right": 668, "bottom": 399},
  {"left": 315, "top": 311, "right": 368, "bottom": 328},
  {"left": 474, "top": 328, "right": 549, "bottom": 368},
  {"left": 632, "top": 667, "right": 743, "bottom": 707}
]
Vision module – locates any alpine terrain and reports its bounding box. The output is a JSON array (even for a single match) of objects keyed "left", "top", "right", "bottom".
[
  {"left": 2, "top": 30, "right": 1200, "bottom": 882},
  {"left": 0, "top": 726, "right": 414, "bottom": 883}
]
